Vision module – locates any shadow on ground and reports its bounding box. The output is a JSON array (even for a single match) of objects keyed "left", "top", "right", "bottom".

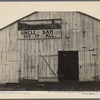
[{"left": 0, "top": 80, "right": 100, "bottom": 91}]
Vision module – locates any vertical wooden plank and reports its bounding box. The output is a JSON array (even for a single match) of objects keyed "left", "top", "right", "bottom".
[
  {"left": 84, "top": 16, "right": 89, "bottom": 81},
  {"left": 0, "top": 61, "right": 3, "bottom": 84},
  {"left": 97, "top": 22, "right": 100, "bottom": 80},
  {"left": 2, "top": 50, "right": 7, "bottom": 83},
  {"left": 48, "top": 30, "right": 52, "bottom": 80},
  {"left": 79, "top": 51, "right": 85, "bottom": 81},
  {"left": 66, "top": 12, "right": 69, "bottom": 50},
  {"left": 68, "top": 12, "right": 73, "bottom": 50},
  {"left": 88, "top": 51, "right": 91, "bottom": 81},
  {"left": 38, "top": 40, "right": 43, "bottom": 79},
  {"left": 78, "top": 13, "right": 84, "bottom": 51},
  {"left": 96, "top": 22, "right": 100, "bottom": 80},
  {"left": 64, "top": 12, "right": 69, "bottom": 50},
  {"left": 3, "top": 28, "right": 9, "bottom": 83},
  {"left": 39, "top": 12, "right": 48, "bottom": 81},
  {"left": 7, "top": 63, "right": 12, "bottom": 83},
  {"left": 12, "top": 62, "right": 19, "bottom": 83},
  {"left": 35, "top": 40, "right": 39, "bottom": 80},
  {"left": 54, "top": 39, "right": 58, "bottom": 78},
  {"left": 20, "top": 40, "right": 25, "bottom": 80},
  {"left": 88, "top": 17, "right": 94, "bottom": 81},
  {"left": 28, "top": 13, "right": 38, "bottom": 79},
  {"left": 49, "top": 12, "right": 58, "bottom": 81},
  {"left": 39, "top": 40, "right": 44, "bottom": 79},
  {"left": 14, "top": 23, "right": 20, "bottom": 83},
  {"left": 20, "top": 16, "right": 29, "bottom": 80},
  {"left": 77, "top": 13, "right": 80, "bottom": 51},
  {"left": 32, "top": 40, "right": 38, "bottom": 80},
  {"left": 31, "top": 40, "right": 35, "bottom": 79},
  {"left": 84, "top": 51, "right": 90, "bottom": 81},
  {"left": 27, "top": 40, "right": 32, "bottom": 79},
  {"left": 10, "top": 63, "right": 14, "bottom": 82},
  {"left": 89, "top": 19, "right": 95, "bottom": 81},
  {"left": 90, "top": 51, "right": 95, "bottom": 81},
  {"left": 60, "top": 12, "right": 66, "bottom": 51},
  {"left": 2, "top": 29, "right": 6, "bottom": 52},
  {"left": 15, "top": 23, "right": 20, "bottom": 61},
  {"left": 0, "top": 30, "right": 2, "bottom": 51},
  {"left": 72, "top": 12, "right": 76, "bottom": 50},
  {"left": 33, "top": 13, "right": 39, "bottom": 80},
  {"left": 2, "top": 29, "right": 7, "bottom": 83},
  {"left": 6, "top": 27, "right": 10, "bottom": 52},
  {"left": 48, "top": 40, "right": 51, "bottom": 78},
  {"left": 45, "top": 39, "right": 48, "bottom": 81},
  {"left": 91, "top": 20, "right": 97, "bottom": 81},
  {"left": 46, "top": 40, "right": 50, "bottom": 78},
  {"left": 16, "top": 62, "right": 20, "bottom": 82},
  {"left": 4, "top": 63, "right": 10, "bottom": 83},
  {"left": 44, "top": 12, "right": 49, "bottom": 81},
  {"left": 51, "top": 39, "right": 55, "bottom": 78},
  {"left": 88, "top": 18, "right": 94, "bottom": 81},
  {"left": 41, "top": 40, "right": 47, "bottom": 81},
  {"left": 79, "top": 14, "right": 86, "bottom": 81},
  {"left": 88, "top": 18, "right": 93, "bottom": 50},
  {"left": 8, "top": 25, "right": 14, "bottom": 83},
  {"left": 53, "top": 12, "right": 61, "bottom": 81},
  {"left": 9, "top": 25, "right": 15, "bottom": 52},
  {"left": 27, "top": 11, "right": 39, "bottom": 80},
  {"left": 24, "top": 40, "right": 28, "bottom": 79},
  {"left": 93, "top": 20, "right": 98, "bottom": 80},
  {"left": 97, "top": 36, "right": 100, "bottom": 80},
  {"left": 77, "top": 13, "right": 81, "bottom": 51},
  {"left": 1, "top": 51, "right": 4, "bottom": 83},
  {"left": 4, "top": 63, "right": 9, "bottom": 83}
]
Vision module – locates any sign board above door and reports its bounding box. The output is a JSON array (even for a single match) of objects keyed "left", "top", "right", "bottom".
[{"left": 18, "top": 19, "right": 62, "bottom": 39}]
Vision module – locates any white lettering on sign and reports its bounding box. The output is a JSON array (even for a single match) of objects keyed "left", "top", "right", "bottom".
[{"left": 18, "top": 19, "right": 61, "bottom": 39}]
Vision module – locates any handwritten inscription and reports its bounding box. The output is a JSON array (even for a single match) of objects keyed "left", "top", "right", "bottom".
[
  {"left": 18, "top": 29, "right": 61, "bottom": 39},
  {"left": 18, "top": 19, "right": 61, "bottom": 39},
  {"left": 21, "top": 30, "right": 54, "bottom": 38},
  {"left": 43, "top": 30, "right": 54, "bottom": 37}
]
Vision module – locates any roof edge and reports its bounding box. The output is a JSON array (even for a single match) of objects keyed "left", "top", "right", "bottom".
[
  {"left": 0, "top": 11, "right": 100, "bottom": 31},
  {"left": 0, "top": 11, "right": 38, "bottom": 31},
  {"left": 77, "top": 11, "right": 100, "bottom": 22}
]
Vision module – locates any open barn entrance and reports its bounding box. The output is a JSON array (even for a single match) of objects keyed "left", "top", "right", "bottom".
[{"left": 58, "top": 51, "right": 79, "bottom": 82}]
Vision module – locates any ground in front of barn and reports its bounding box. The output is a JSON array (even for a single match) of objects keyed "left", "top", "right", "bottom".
[{"left": 0, "top": 81, "right": 100, "bottom": 91}]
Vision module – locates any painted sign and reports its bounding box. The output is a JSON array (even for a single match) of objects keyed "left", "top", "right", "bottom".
[{"left": 18, "top": 19, "right": 61, "bottom": 39}]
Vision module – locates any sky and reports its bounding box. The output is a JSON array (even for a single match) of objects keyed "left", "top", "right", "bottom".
[{"left": 0, "top": 2, "right": 100, "bottom": 29}]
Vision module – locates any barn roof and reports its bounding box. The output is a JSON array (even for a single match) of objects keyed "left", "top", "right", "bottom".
[{"left": 0, "top": 11, "right": 100, "bottom": 31}]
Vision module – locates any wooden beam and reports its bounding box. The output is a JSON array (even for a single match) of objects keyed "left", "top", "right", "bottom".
[
  {"left": 39, "top": 55, "right": 58, "bottom": 57},
  {"left": 42, "top": 56, "right": 58, "bottom": 78}
]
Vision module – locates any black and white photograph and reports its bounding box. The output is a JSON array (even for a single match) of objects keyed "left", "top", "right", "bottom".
[{"left": 0, "top": 1, "right": 100, "bottom": 98}]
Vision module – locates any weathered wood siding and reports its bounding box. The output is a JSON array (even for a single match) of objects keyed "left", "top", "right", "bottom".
[{"left": 0, "top": 11, "right": 100, "bottom": 83}]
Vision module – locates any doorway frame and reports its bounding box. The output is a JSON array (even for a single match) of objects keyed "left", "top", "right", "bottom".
[{"left": 58, "top": 51, "right": 79, "bottom": 82}]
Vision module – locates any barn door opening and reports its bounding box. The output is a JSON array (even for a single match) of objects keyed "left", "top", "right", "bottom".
[{"left": 58, "top": 51, "right": 79, "bottom": 82}]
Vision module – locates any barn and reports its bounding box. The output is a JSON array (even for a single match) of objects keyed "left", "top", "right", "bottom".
[{"left": 0, "top": 11, "right": 100, "bottom": 84}]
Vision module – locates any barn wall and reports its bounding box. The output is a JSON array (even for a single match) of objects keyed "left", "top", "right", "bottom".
[
  {"left": 0, "top": 12, "right": 100, "bottom": 84},
  {"left": 18, "top": 12, "right": 100, "bottom": 82},
  {"left": 0, "top": 24, "right": 20, "bottom": 84},
  {"left": 20, "top": 12, "right": 62, "bottom": 82}
]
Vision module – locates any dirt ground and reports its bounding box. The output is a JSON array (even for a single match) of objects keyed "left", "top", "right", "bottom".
[{"left": 0, "top": 81, "right": 100, "bottom": 91}]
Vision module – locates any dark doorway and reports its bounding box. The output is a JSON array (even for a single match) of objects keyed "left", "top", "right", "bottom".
[{"left": 58, "top": 51, "right": 79, "bottom": 82}]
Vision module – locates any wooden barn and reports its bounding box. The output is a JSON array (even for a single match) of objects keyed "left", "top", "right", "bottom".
[{"left": 0, "top": 11, "right": 100, "bottom": 84}]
